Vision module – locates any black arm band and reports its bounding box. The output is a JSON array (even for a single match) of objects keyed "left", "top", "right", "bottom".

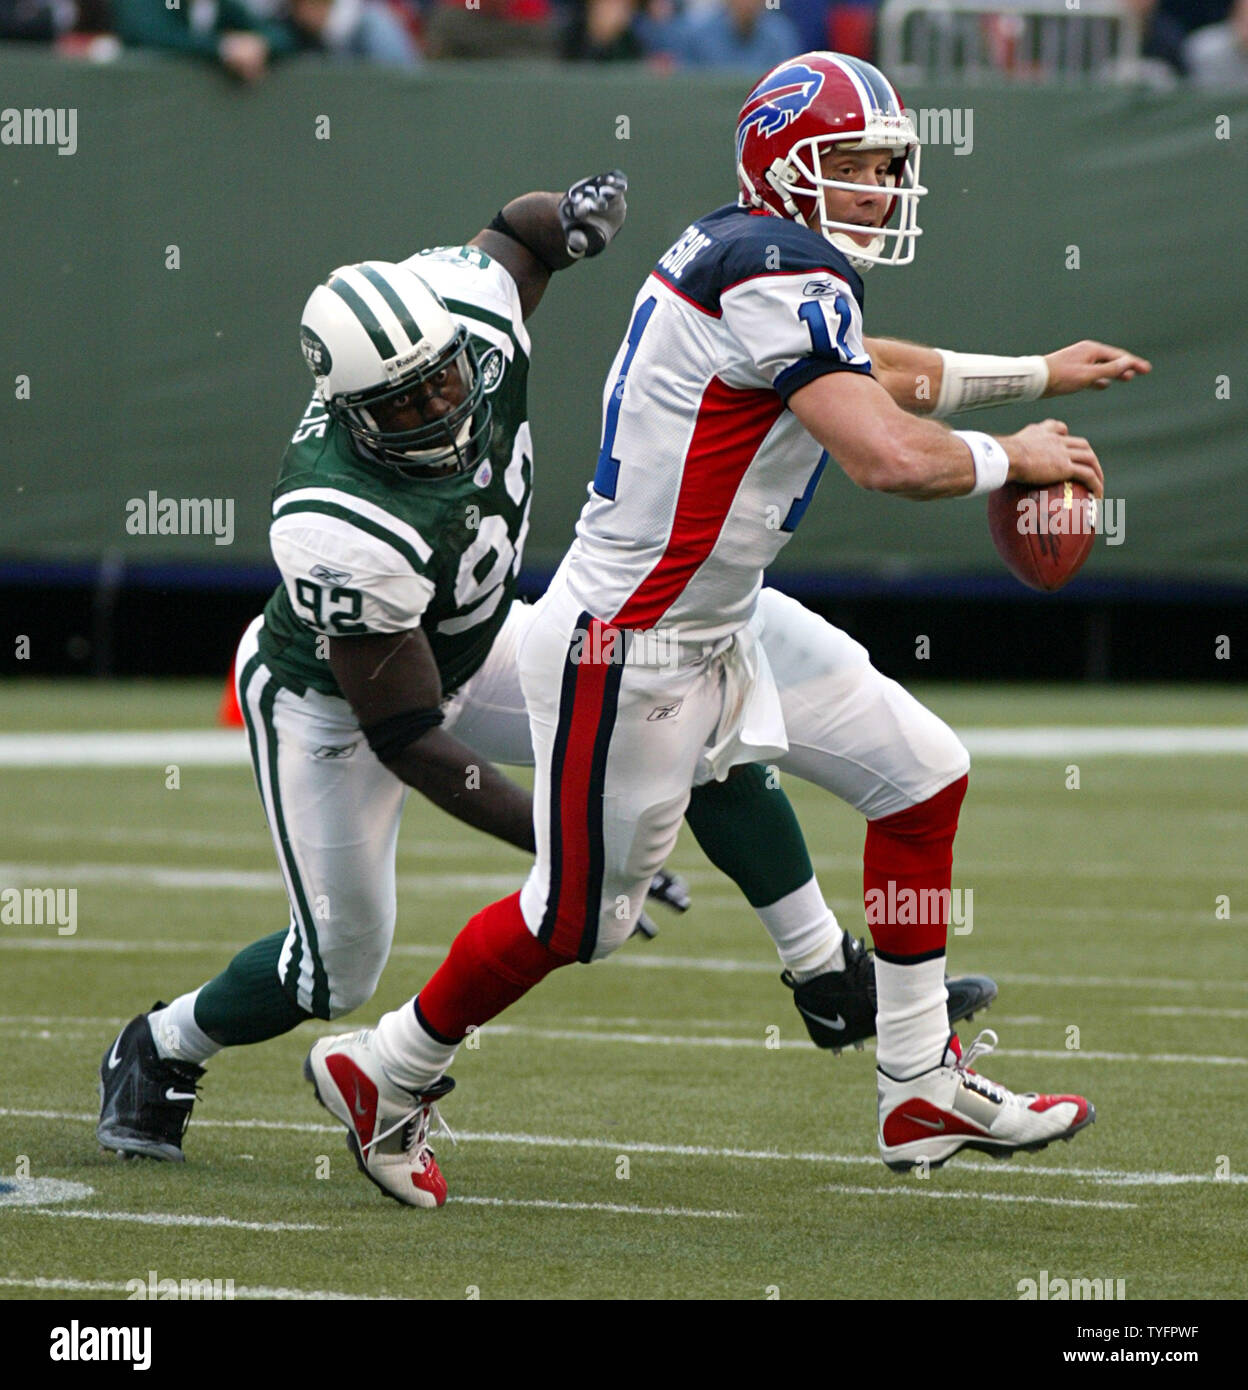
[
  {"left": 361, "top": 706, "right": 445, "bottom": 763},
  {"left": 487, "top": 208, "right": 560, "bottom": 275}
]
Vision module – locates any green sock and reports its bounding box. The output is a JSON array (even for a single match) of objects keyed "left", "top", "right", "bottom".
[
  {"left": 194, "top": 931, "right": 312, "bottom": 1046},
  {"left": 684, "top": 763, "right": 814, "bottom": 909}
]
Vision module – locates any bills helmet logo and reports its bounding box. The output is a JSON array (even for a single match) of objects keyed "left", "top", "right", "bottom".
[{"left": 735, "top": 63, "right": 825, "bottom": 164}]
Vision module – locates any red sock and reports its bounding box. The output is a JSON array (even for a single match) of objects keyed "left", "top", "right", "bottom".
[
  {"left": 416, "top": 892, "right": 570, "bottom": 1042},
  {"left": 863, "top": 775, "right": 968, "bottom": 961}
]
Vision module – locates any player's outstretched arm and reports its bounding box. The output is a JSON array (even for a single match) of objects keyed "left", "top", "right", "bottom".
[
  {"left": 468, "top": 170, "right": 628, "bottom": 321},
  {"left": 788, "top": 369, "right": 1104, "bottom": 501},
  {"left": 329, "top": 628, "right": 536, "bottom": 854},
  {"left": 1040, "top": 340, "right": 1151, "bottom": 397},
  {"left": 865, "top": 336, "right": 1150, "bottom": 416}
]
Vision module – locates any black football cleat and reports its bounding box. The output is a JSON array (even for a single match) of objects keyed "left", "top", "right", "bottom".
[
  {"left": 97, "top": 1003, "right": 204, "bottom": 1161},
  {"left": 783, "top": 936, "right": 998, "bottom": 1055}
]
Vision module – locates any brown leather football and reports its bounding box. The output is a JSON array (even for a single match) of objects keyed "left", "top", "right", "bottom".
[{"left": 987, "top": 480, "right": 1098, "bottom": 592}]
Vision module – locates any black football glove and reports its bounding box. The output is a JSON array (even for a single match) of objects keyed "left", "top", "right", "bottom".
[
  {"left": 629, "top": 869, "right": 692, "bottom": 942},
  {"left": 559, "top": 169, "right": 628, "bottom": 261},
  {"left": 647, "top": 868, "right": 691, "bottom": 914}
]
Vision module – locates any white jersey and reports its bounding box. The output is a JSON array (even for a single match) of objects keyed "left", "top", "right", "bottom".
[{"left": 563, "top": 204, "right": 873, "bottom": 643}]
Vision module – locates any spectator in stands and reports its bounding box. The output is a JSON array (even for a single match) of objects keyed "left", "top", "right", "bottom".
[
  {"left": 112, "top": 0, "right": 300, "bottom": 80},
  {"left": 423, "top": 0, "right": 558, "bottom": 59},
  {"left": 1126, "top": 0, "right": 1234, "bottom": 74},
  {"left": 1, "top": 0, "right": 108, "bottom": 41},
  {"left": 1182, "top": 0, "right": 1248, "bottom": 84},
  {"left": 561, "top": 0, "right": 646, "bottom": 60},
  {"left": 638, "top": 0, "right": 802, "bottom": 69},
  {"left": 113, "top": 0, "right": 418, "bottom": 78},
  {"left": 286, "top": 0, "right": 420, "bottom": 66}
]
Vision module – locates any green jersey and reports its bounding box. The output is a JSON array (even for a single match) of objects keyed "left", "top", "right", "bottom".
[{"left": 258, "top": 245, "right": 533, "bottom": 700}]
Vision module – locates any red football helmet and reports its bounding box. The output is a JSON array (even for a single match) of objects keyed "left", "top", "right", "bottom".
[{"left": 735, "top": 51, "right": 925, "bottom": 270}]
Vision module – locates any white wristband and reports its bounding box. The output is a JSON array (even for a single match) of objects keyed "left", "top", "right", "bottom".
[
  {"left": 954, "top": 429, "right": 1010, "bottom": 496},
  {"left": 934, "top": 350, "right": 1049, "bottom": 418}
]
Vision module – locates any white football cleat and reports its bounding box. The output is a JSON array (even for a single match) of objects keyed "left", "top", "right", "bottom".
[
  {"left": 877, "top": 1029, "right": 1094, "bottom": 1172},
  {"left": 304, "top": 1030, "right": 454, "bottom": 1208}
]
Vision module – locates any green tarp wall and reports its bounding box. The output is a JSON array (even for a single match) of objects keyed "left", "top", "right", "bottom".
[{"left": 0, "top": 50, "right": 1244, "bottom": 582}]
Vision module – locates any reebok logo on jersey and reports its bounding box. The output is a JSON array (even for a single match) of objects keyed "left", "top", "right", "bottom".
[
  {"left": 803, "top": 279, "right": 838, "bottom": 297},
  {"left": 647, "top": 701, "right": 683, "bottom": 721},
  {"left": 313, "top": 743, "right": 358, "bottom": 760},
  {"left": 310, "top": 564, "right": 353, "bottom": 586}
]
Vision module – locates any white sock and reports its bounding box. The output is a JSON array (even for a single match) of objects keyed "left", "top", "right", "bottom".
[
  {"left": 372, "top": 999, "right": 459, "bottom": 1092},
  {"left": 148, "top": 990, "right": 221, "bottom": 1066},
  {"left": 874, "top": 957, "right": 949, "bottom": 1079},
  {"left": 757, "top": 877, "right": 844, "bottom": 976}
]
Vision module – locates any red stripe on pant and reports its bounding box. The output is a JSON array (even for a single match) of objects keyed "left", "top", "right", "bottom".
[
  {"left": 541, "top": 616, "right": 620, "bottom": 960},
  {"left": 863, "top": 774, "right": 968, "bottom": 960}
]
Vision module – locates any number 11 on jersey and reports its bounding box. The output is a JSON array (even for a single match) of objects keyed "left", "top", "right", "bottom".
[{"left": 593, "top": 296, "right": 657, "bottom": 500}]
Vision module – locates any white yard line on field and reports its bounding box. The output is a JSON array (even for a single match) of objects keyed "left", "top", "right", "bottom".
[
  {"left": 2, "top": 726, "right": 1246, "bottom": 767},
  {"left": 820, "top": 1185, "right": 1137, "bottom": 1210},
  {"left": 7, "top": 1208, "right": 329, "bottom": 1231},
  {"left": 0, "top": 1275, "right": 390, "bottom": 1300},
  {"left": 2, "top": 1106, "right": 1243, "bottom": 1188},
  {"left": 451, "top": 1196, "right": 741, "bottom": 1218},
  {"left": 0, "top": 861, "right": 524, "bottom": 895},
  {"left": 1, "top": 935, "right": 1244, "bottom": 996},
  {"left": 445, "top": 1022, "right": 1248, "bottom": 1067}
]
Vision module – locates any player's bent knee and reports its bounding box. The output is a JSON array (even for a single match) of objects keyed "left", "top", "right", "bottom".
[{"left": 321, "top": 930, "right": 394, "bottom": 1018}]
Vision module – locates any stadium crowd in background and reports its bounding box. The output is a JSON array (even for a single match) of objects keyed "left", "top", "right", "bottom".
[{"left": 2, "top": 0, "right": 1246, "bottom": 83}]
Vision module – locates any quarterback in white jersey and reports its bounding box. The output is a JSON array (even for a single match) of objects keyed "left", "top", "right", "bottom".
[
  {"left": 306, "top": 52, "right": 1150, "bottom": 1202},
  {"left": 566, "top": 201, "right": 872, "bottom": 643}
]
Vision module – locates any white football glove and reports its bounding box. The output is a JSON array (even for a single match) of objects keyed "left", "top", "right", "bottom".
[{"left": 559, "top": 169, "right": 628, "bottom": 261}]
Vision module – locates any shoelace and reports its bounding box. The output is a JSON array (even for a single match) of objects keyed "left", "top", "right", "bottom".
[
  {"left": 158, "top": 1059, "right": 204, "bottom": 1101},
  {"left": 956, "top": 1028, "right": 1008, "bottom": 1103},
  {"left": 362, "top": 1098, "right": 457, "bottom": 1160}
]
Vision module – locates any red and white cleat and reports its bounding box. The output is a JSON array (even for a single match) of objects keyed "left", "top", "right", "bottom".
[
  {"left": 304, "top": 1031, "right": 455, "bottom": 1208},
  {"left": 877, "top": 1029, "right": 1094, "bottom": 1173}
]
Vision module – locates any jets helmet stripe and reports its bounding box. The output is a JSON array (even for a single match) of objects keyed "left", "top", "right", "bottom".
[
  {"left": 355, "top": 264, "right": 425, "bottom": 351},
  {"left": 327, "top": 274, "right": 398, "bottom": 362}
]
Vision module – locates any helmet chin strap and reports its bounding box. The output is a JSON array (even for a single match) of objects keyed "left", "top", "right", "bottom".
[{"left": 827, "top": 230, "right": 884, "bottom": 274}]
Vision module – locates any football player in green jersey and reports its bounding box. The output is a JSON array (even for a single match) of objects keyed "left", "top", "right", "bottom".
[{"left": 97, "top": 171, "right": 672, "bottom": 1160}]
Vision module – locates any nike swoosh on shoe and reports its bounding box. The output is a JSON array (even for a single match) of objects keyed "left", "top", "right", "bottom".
[{"left": 800, "top": 1008, "right": 846, "bottom": 1031}]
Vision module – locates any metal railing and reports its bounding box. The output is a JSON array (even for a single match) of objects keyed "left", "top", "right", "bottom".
[{"left": 878, "top": 1, "right": 1145, "bottom": 83}]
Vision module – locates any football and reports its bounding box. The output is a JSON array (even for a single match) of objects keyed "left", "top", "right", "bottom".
[{"left": 987, "top": 479, "right": 1099, "bottom": 592}]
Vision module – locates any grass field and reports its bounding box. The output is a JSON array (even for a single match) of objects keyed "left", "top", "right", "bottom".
[{"left": 1, "top": 680, "right": 1245, "bottom": 1301}]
